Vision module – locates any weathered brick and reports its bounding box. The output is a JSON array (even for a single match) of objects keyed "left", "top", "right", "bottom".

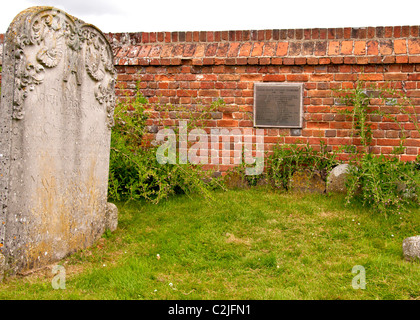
[
  {"left": 295, "top": 57, "right": 307, "bottom": 65},
  {"left": 287, "top": 74, "right": 309, "bottom": 82},
  {"left": 354, "top": 41, "right": 366, "bottom": 55},
  {"left": 271, "top": 57, "right": 283, "bottom": 65},
  {"left": 409, "top": 56, "right": 420, "bottom": 64},
  {"left": 276, "top": 42, "right": 289, "bottom": 56},
  {"left": 396, "top": 56, "right": 409, "bottom": 64},
  {"left": 356, "top": 57, "right": 369, "bottom": 64},
  {"left": 310, "top": 74, "right": 333, "bottom": 82},
  {"left": 263, "top": 74, "right": 286, "bottom": 82},
  {"left": 239, "top": 42, "right": 252, "bottom": 56},
  {"left": 384, "top": 73, "right": 408, "bottom": 81},
  {"left": 331, "top": 57, "right": 344, "bottom": 64},
  {"left": 307, "top": 57, "right": 319, "bottom": 65},
  {"left": 218, "top": 74, "right": 240, "bottom": 81},
  {"left": 283, "top": 58, "right": 295, "bottom": 65},
  {"left": 217, "top": 120, "right": 239, "bottom": 127},
  {"left": 247, "top": 57, "right": 259, "bottom": 65},
  {"left": 251, "top": 42, "right": 265, "bottom": 56},
  {"left": 394, "top": 39, "right": 407, "bottom": 54},
  {"left": 259, "top": 58, "right": 271, "bottom": 65},
  {"left": 227, "top": 43, "right": 241, "bottom": 57},
  {"left": 205, "top": 43, "right": 218, "bottom": 56},
  {"left": 328, "top": 41, "right": 340, "bottom": 55},
  {"left": 263, "top": 42, "right": 277, "bottom": 56},
  {"left": 216, "top": 43, "right": 230, "bottom": 57},
  {"left": 138, "top": 45, "right": 152, "bottom": 57},
  {"left": 408, "top": 39, "right": 420, "bottom": 54},
  {"left": 378, "top": 40, "right": 393, "bottom": 55},
  {"left": 314, "top": 41, "right": 327, "bottom": 56},
  {"left": 367, "top": 40, "right": 379, "bottom": 55},
  {"left": 289, "top": 42, "right": 302, "bottom": 55},
  {"left": 240, "top": 74, "right": 263, "bottom": 81},
  {"left": 192, "top": 44, "right": 205, "bottom": 57},
  {"left": 319, "top": 58, "right": 331, "bottom": 64}
]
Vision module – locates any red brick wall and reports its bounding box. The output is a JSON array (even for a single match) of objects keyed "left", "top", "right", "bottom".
[{"left": 2, "top": 27, "right": 420, "bottom": 173}]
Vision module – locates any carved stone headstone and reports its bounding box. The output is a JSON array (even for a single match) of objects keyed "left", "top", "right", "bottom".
[{"left": 0, "top": 7, "right": 116, "bottom": 272}]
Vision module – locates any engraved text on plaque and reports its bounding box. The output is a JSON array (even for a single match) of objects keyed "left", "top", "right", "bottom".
[{"left": 253, "top": 83, "right": 303, "bottom": 128}]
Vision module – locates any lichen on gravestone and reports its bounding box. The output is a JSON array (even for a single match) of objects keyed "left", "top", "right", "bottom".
[
  {"left": 0, "top": 253, "right": 5, "bottom": 282},
  {"left": 0, "top": 6, "right": 117, "bottom": 273},
  {"left": 290, "top": 169, "right": 326, "bottom": 194}
]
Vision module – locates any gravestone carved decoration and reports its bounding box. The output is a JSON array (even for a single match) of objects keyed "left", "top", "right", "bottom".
[
  {"left": 0, "top": 6, "right": 116, "bottom": 272},
  {"left": 253, "top": 83, "right": 303, "bottom": 128}
]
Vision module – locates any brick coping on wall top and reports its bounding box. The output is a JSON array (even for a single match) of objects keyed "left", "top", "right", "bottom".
[
  {"left": 105, "top": 26, "right": 420, "bottom": 44},
  {"left": 2, "top": 27, "right": 420, "bottom": 67},
  {"left": 102, "top": 27, "right": 420, "bottom": 67}
]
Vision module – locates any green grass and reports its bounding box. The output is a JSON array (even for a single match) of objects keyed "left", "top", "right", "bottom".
[{"left": 1, "top": 186, "right": 419, "bottom": 300}]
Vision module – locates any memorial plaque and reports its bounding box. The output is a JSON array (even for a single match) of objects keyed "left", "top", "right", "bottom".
[
  {"left": 253, "top": 83, "right": 303, "bottom": 128},
  {"left": 0, "top": 7, "right": 116, "bottom": 272}
]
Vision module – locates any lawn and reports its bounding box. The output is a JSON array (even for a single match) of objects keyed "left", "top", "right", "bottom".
[{"left": 0, "top": 186, "right": 419, "bottom": 300}]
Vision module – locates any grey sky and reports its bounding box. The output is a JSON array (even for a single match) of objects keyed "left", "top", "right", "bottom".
[{"left": 1, "top": 0, "right": 420, "bottom": 34}]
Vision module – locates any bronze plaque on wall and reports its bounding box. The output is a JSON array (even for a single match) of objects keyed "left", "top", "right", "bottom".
[{"left": 253, "top": 83, "right": 303, "bottom": 128}]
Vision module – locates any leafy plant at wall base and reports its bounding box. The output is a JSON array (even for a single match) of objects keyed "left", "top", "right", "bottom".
[
  {"left": 345, "top": 153, "right": 419, "bottom": 215},
  {"left": 266, "top": 141, "right": 340, "bottom": 190},
  {"left": 108, "top": 88, "right": 220, "bottom": 204},
  {"left": 225, "top": 157, "right": 267, "bottom": 188},
  {"left": 334, "top": 80, "right": 420, "bottom": 214}
]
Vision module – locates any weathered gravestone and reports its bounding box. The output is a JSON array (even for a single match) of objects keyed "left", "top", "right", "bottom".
[
  {"left": 0, "top": 6, "right": 117, "bottom": 273},
  {"left": 403, "top": 235, "right": 420, "bottom": 262}
]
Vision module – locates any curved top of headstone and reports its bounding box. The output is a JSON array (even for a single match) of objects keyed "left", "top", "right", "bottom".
[
  {"left": 4, "top": 6, "right": 116, "bottom": 125},
  {"left": 6, "top": 6, "right": 109, "bottom": 49}
]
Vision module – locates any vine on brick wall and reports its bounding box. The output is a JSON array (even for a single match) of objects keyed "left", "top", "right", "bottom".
[
  {"left": 108, "top": 84, "right": 225, "bottom": 203},
  {"left": 334, "top": 80, "right": 420, "bottom": 214}
]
